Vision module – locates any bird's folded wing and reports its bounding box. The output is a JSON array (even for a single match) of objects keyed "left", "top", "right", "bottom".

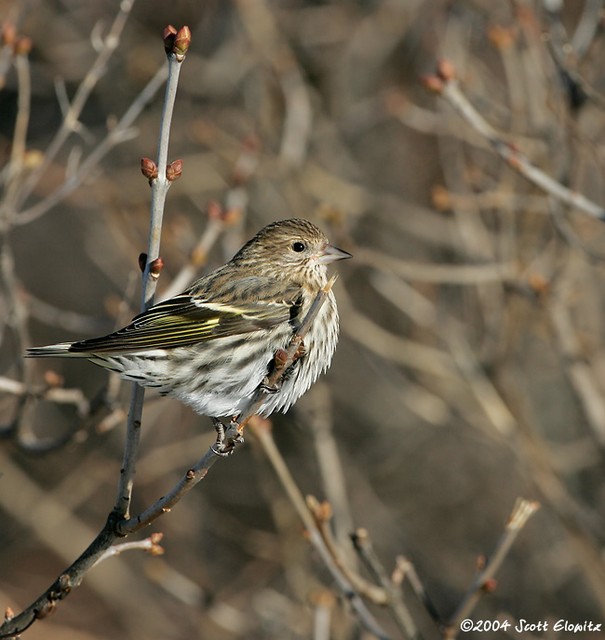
[{"left": 68, "top": 294, "right": 298, "bottom": 353}]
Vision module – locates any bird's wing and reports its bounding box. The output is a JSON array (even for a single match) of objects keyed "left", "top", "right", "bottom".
[{"left": 69, "top": 281, "right": 302, "bottom": 354}]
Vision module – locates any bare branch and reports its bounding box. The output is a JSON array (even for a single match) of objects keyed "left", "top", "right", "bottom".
[
  {"left": 426, "top": 62, "right": 605, "bottom": 221},
  {"left": 249, "top": 420, "right": 392, "bottom": 640},
  {"left": 92, "top": 533, "right": 164, "bottom": 568},
  {"left": 13, "top": 0, "right": 137, "bottom": 213},
  {"left": 115, "top": 28, "right": 190, "bottom": 521},
  {"left": 16, "top": 64, "right": 169, "bottom": 226},
  {"left": 444, "top": 498, "right": 540, "bottom": 639}
]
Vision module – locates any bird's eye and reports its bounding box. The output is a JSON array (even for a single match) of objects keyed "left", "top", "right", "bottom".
[{"left": 291, "top": 241, "right": 306, "bottom": 252}]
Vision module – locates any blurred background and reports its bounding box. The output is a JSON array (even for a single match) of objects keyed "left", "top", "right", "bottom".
[{"left": 2, "top": 0, "right": 605, "bottom": 638}]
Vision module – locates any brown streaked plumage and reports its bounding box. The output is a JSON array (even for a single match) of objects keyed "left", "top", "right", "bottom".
[{"left": 27, "top": 219, "right": 351, "bottom": 418}]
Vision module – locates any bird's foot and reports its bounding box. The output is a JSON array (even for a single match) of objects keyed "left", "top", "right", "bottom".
[
  {"left": 293, "top": 340, "right": 307, "bottom": 361},
  {"left": 211, "top": 417, "right": 244, "bottom": 456},
  {"left": 260, "top": 377, "right": 281, "bottom": 394},
  {"left": 261, "top": 341, "right": 307, "bottom": 393}
]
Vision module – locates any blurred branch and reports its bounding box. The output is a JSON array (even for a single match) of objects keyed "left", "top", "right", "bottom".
[
  {"left": 249, "top": 419, "right": 392, "bottom": 640},
  {"left": 159, "top": 203, "right": 226, "bottom": 300},
  {"left": 236, "top": 0, "right": 312, "bottom": 167},
  {"left": 305, "top": 383, "right": 355, "bottom": 555},
  {"left": 425, "top": 60, "right": 605, "bottom": 221},
  {"left": 545, "top": 0, "right": 605, "bottom": 110},
  {"left": 445, "top": 324, "right": 517, "bottom": 437},
  {"left": 16, "top": 63, "right": 169, "bottom": 226},
  {"left": 0, "top": 37, "right": 33, "bottom": 390},
  {"left": 26, "top": 293, "right": 111, "bottom": 335},
  {"left": 0, "top": 375, "right": 89, "bottom": 416},
  {"left": 307, "top": 498, "right": 389, "bottom": 606},
  {"left": 393, "top": 556, "right": 442, "bottom": 624},
  {"left": 308, "top": 498, "right": 424, "bottom": 639},
  {"left": 443, "top": 498, "right": 540, "bottom": 640},
  {"left": 366, "top": 260, "right": 518, "bottom": 437},
  {"left": 549, "top": 277, "right": 605, "bottom": 446},
  {"left": 350, "top": 528, "right": 426, "bottom": 639},
  {"left": 2, "top": 44, "right": 30, "bottom": 217},
  {"left": 312, "top": 590, "right": 335, "bottom": 640},
  {"left": 355, "top": 248, "right": 516, "bottom": 284},
  {"left": 339, "top": 287, "right": 456, "bottom": 379},
  {"left": 13, "top": 0, "right": 137, "bottom": 214}
]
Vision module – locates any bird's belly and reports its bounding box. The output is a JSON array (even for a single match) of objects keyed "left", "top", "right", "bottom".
[
  {"left": 94, "top": 330, "right": 289, "bottom": 417},
  {"left": 90, "top": 293, "right": 338, "bottom": 419}
]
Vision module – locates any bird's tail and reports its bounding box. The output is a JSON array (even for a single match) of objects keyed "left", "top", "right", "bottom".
[{"left": 26, "top": 342, "right": 84, "bottom": 358}]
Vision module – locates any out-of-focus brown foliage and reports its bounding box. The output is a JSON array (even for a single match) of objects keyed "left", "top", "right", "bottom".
[{"left": 2, "top": 1, "right": 605, "bottom": 638}]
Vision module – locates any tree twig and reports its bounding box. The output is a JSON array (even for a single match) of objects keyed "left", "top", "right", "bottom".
[
  {"left": 443, "top": 498, "right": 540, "bottom": 640},
  {"left": 13, "top": 0, "right": 137, "bottom": 214},
  {"left": 114, "top": 26, "right": 190, "bottom": 522},
  {"left": 15, "top": 63, "right": 169, "bottom": 226},
  {"left": 249, "top": 419, "right": 392, "bottom": 640},
  {"left": 424, "top": 60, "right": 605, "bottom": 222},
  {"left": 392, "top": 556, "right": 442, "bottom": 624},
  {"left": 0, "top": 25, "right": 190, "bottom": 640},
  {"left": 92, "top": 533, "right": 164, "bottom": 568},
  {"left": 351, "top": 528, "right": 423, "bottom": 639}
]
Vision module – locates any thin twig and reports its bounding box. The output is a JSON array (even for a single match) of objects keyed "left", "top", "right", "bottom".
[
  {"left": 0, "top": 512, "right": 120, "bottom": 638},
  {"left": 427, "top": 62, "right": 605, "bottom": 221},
  {"left": 0, "top": 46, "right": 32, "bottom": 387},
  {"left": 351, "top": 528, "right": 423, "bottom": 639},
  {"left": 16, "top": 64, "right": 168, "bottom": 226},
  {"left": 309, "top": 500, "right": 389, "bottom": 606},
  {"left": 0, "top": 376, "right": 89, "bottom": 416},
  {"left": 92, "top": 533, "right": 164, "bottom": 568},
  {"left": 249, "top": 421, "right": 392, "bottom": 640},
  {"left": 0, "top": 26, "right": 189, "bottom": 640},
  {"left": 355, "top": 248, "right": 516, "bottom": 284},
  {"left": 115, "top": 39, "right": 187, "bottom": 521},
  {"left": 235, "top": 0, "right": 312, "bottom": 167},
  {"left": 393, "top": 556, "right": 442, "bottom": 624},
  {"left": 548, "top": 279, "right": 605, "bottom": 446},
  {"left": 1, "top": 50, "right": 30, "bottom": 225},
  {"left": 312, "top": 590, "right": 335, "bottom": 640},
  {"left": 305, "top": 383, "right": 355, "bottom": 557},
  {"left": 443, "top": 498, "right": 540, "bottom": 640},
  {"left": 545, "top": 3, "right": 605, "bottom": 110},
  {"left": 158, "top": 207, "right": 225, "bottom": 300},
  {"left": 13, "top": 0, "right": 137, "bottom": 213}
]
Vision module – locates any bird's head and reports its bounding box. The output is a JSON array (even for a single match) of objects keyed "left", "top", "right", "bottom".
[{"left": 233, "top": 218, "right": 351, "bottom": 286}]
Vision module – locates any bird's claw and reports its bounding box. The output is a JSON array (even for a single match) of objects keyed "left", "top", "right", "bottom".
[
  {"left": 211, "top": 417, "right": 244, "bottom": 456},
  {"left": 261, "top": 340, "right": 307, "bottom": 394},
  {"left": 260, "top": 378, "right": 281, "bottom": 394},
  {"left": 293, "top": 340, "right": 307, "bottom": 361}
]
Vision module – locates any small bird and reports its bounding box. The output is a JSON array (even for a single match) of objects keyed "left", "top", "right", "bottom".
[{"left": 27, "top": 218, "right": 351, "bottom": 419}]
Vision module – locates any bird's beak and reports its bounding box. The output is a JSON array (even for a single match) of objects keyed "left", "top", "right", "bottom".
[{"left": 317, "top": 243, "right": 353, "bottom": 264}]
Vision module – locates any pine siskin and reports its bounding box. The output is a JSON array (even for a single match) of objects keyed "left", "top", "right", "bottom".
[{"left": 27, "top": 218, "right": 351, "bottom": 418}]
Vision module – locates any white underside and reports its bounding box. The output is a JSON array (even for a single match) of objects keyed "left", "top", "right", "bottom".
[{"left": 90, "top": 292, "right": 339, "bottom": 418}]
